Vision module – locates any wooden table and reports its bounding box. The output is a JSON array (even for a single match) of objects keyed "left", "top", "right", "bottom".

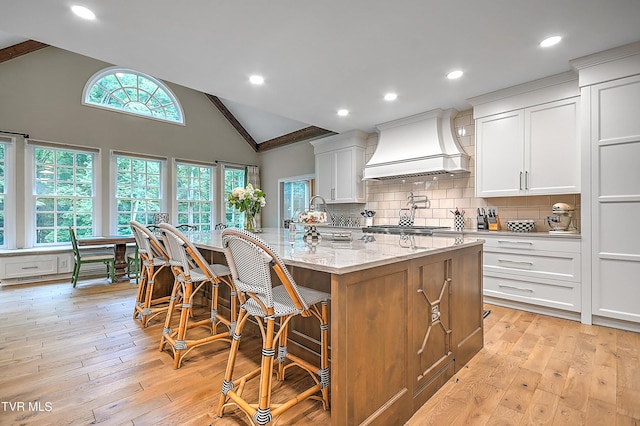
[{"left": 77, "top": 236, "right": 135, "bottom": 282}]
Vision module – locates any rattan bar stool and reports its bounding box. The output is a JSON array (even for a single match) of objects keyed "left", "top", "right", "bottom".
[
  {"left": 217, "top": 228, "right": 330, "bottom": 425},
  {"left": 129, "top": 220, "right": 171, "bottom": 327},
  {"left": 158, "top": 223, "right": 237, "bottom": 369}
]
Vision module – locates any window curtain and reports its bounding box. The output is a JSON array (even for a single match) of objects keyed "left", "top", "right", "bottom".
[{"left": 246, "top": 166, "right": 262, "bottom": 228}]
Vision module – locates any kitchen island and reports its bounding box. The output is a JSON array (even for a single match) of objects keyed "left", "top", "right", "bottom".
[{"left": 188, "top": 229, "right": 484, "bottom": 426}]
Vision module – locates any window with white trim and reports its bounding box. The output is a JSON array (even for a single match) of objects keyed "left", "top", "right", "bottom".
[
  {"left": 281, "top": 177, "right": 313, "bottom": 227},
  {"left": 31, "top": 144, "right": 98, "bottom": 244},
  {"left": 83, "top": 67, "right": 184, "bottom": 124},
  {"left": 223, "top": 166, "right": 246, "bottom": 228},
  {"left": 0, "top": 138, "right": 11, "bottom": 248},
  {"left": 115, "top": 154, "right": 164, "bottom": 235},
  {"left": 175, "top": 161, "right": 215, "bottom": 231}
]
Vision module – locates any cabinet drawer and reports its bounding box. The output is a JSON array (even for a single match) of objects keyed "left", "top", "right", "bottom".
[
  {"left": 1, "top": 256, "right": 58, "bottom": 278},
  {"left": 481, "top": 235, "right": 580, "bottom": 253},
  {"left": 484, "top": 274, "right": 580, "bottom": 312},
  {"left": 484, "top": 249, "right": 580, "bottom": 282}
]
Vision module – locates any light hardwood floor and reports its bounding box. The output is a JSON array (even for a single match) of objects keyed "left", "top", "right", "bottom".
[{"left": 1, "top": 279, "right": 639, "bottom": 425}]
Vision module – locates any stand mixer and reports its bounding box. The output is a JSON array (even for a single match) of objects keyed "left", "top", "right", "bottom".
[{"left": 546, "top": 202, "right": 578, "bottom": 234}]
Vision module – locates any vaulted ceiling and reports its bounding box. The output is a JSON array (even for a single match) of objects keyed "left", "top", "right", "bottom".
[{"left": 1, "top": 1, "right": 639, "bottom": 150}]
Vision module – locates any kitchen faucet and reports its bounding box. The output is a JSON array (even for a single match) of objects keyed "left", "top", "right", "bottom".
[
  {"left": 309, "top": 195, "right": 327, "bottom": 212},
  {"left": 407, "top": 191, "right": 429, "bottom": 209}
]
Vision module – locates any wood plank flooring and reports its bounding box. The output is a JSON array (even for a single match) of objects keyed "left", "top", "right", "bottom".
[{"left": 1, "top": 278, "right": 639, "bottom": 425}]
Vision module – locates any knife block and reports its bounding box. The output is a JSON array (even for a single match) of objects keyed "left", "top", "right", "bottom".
[
  {"left": 488, "top": 215, "right": 500, "bottom": 231},
  {"left": 477, "top": 214, "right": 488, "bottom": 230}
]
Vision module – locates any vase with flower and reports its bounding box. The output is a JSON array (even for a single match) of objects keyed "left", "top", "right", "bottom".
[{"left": 227, "top": 183, "right": 266, "bottom": 232}]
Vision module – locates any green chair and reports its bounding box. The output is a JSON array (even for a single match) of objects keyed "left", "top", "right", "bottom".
[
  {"left": 69, "top": 227, "right": 116, "bottom": 287},
  {"left": 127, "top": 246, "right": 140, "bottom": 283}
]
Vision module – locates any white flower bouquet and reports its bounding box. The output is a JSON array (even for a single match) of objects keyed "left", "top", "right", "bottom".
[{"left": 227, "top": 183, "right": 266, "bottom": 216}]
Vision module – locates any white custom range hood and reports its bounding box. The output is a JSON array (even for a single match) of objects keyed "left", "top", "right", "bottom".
[{"left": 362, "top": 108, "right": 470, "bottom": 180}]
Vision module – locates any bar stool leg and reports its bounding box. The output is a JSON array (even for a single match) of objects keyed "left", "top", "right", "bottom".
[
  {"left": 217, "top": 307, "right": 249, "bottom": 417},
  {"left": 320, "top": 300, "right": 330, "bottom": 409},
  {"left": 133, "top": 261, "right": 149, "bottom": 320},
  {"left": 256, "top": 316, "right": 276, "bottom": 422},
  {"left": 140, "top": 264, "right": 158, "bottom": 327},
  {"left": 159, "top": 276, "right": 181, "bottom": 352},
  {"left": 171, "top": 282, "right": 193, "bottom": 369},
  {"left": 276, "top": 318, "right": 289, "bottom": 381}
]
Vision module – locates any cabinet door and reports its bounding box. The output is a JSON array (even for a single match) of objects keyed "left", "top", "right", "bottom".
[
  {"left": 333, "top": 148, "right": 354, "bottom": 202},
  {"left": 475, "top": 110, "right": 525, "bottom": 197},
  {"left": 525, "top": 97, "right": 580, "bottom": 195},
  {"left": 411, "top": 255, "right": 454, "bottom": 393},
  {"left": 315, "top": 151, "right": 334, "bottom": 201},
  {"left": 590, "top": 75, "right": 640, "bottom": 324}
]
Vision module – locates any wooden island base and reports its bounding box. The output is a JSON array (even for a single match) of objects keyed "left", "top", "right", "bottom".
[{"left": 200, "top": 240, "right": 483, "bottom": 426}]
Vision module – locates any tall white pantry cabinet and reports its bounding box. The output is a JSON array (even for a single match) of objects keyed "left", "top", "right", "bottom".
[{"left": 572, "top": 41, "right": 640, "bottom": 330}]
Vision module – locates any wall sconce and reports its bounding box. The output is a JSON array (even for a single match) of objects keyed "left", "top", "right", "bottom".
[{"left": 457, "top": 127, "right": 466, "bottom": 137}]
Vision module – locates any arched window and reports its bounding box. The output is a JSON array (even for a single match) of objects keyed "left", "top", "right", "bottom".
[{"left": 83, "top": 67, "right": 184, "bottom": 124}]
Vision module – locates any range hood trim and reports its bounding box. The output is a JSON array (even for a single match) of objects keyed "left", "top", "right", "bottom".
[{"left": 363, "top": 108, "right": 470, "bottom": 180}]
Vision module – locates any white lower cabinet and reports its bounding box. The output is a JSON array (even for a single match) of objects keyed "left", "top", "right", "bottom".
[
  {"left": 481, "top": 234, "right": 581, "bottom": 317},
  {"left": 0, "top": 252, "right": 73, "bottom": 285}
]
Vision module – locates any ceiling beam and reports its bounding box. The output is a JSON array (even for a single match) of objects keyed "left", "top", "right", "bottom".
[
  {"left": 205, "top": 94, "right": 335, "bottom": 153},
  {"left": 205, "top": 94, "right": 259, "bottom": 152},
  {"left": 258, "top": 126, "right": 335, "bottom": 151},
  {"left": 0, "top": 40, "right": 49, "bottom": 64}
]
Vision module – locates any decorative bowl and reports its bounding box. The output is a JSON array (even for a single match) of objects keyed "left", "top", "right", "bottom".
[{"left": 506, "top": 220, "right": 535, "bottom": 232}]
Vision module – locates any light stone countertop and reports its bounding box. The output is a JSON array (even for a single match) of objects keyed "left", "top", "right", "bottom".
[
  {"left": 433, "top": 229, "right": 581, "bottom": 239},
  {"left": 188, "top": 228, "right": 484, "bottom": 275}
]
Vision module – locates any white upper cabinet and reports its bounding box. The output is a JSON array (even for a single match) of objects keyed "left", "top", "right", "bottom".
[
  {"left": 471, "top": 72, "right": 581, "bottom": 198},
  {"left": 311, "top": 130, "right": 367, "bottom": 204},
  {"left": 475, "top": 110, "right": 525, "bottom": 196},
  {"left": 525, "top": 98, "right": 580, "bottom": 195}
]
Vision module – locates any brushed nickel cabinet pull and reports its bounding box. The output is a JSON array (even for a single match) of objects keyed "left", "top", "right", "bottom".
[
  {"left": 519, "top": 171, "right": 523, "bottom": 190},
  {"left": 498, "top": 259, "right": 534, "bottom": 266},
  {"left": 498, "top": 284, "right": 534, "bottom": 292},
  {"left": 21, "top": 266, "right": 39, "bottom": 270},
  {"left": 497, "top": 240, "right": 533, "bottom": 245}
]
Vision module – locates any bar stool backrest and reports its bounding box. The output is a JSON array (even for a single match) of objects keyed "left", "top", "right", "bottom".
[
  {"left": 159, "top": 223, "right": 221, "bottom": 279},
  {"left": 221, "top": 228, "right": 308, "bottom": 312},
  {"left": 130, "top": 220, "right": 168, "bottom": 261}
]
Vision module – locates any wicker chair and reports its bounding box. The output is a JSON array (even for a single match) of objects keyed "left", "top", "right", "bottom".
[
  {"left": 217, "top": 228, "right": 330, "bottom": 425},
  {"left": 158, "top": 223, "right": 237, "bottom": 369},
  {"left": 129, "top": 221, "right": 171, "bottom": 327}
]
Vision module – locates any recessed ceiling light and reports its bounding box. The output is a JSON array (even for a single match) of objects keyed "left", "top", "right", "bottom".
[
  {"left": 540, "top": 36, "right": 562, "bottom": 47},
  {"left": 384, "top": 92, "right": 398, "bottom": 101},
  {"left": 447, "top": 70, "right": 463, "bottom": 80},
  {"left": 71, "top": 5, "right": 96, "bottom": 20},
  {"left": 337, "top": 109, "right": 349, "bottom": 117},
  {"left": 249, "top": 75, "right": 264, "bottom": 85}
]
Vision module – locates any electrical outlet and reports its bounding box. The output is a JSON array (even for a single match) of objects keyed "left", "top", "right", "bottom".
[{"left": 61, "top": 259, "right": 68, "bottom": 268}]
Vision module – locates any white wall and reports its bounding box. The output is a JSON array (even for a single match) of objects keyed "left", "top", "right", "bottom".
[{"left": 258, "top": 140, "right": 316, "bottom": 227}]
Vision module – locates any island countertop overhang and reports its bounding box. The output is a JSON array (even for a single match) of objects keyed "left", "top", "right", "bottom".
[{"left": 187, "top": 228, "right": 484, "bottom": 275}]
